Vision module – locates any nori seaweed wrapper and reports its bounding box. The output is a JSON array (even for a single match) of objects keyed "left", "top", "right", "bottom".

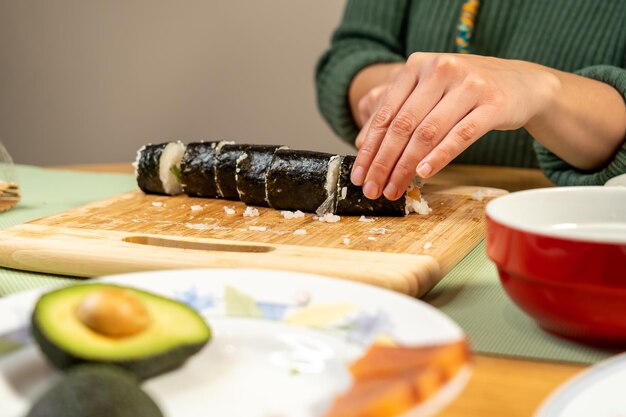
[
  {"left": 335, "top": 155, "right": 406, "bottom": 216},
  {"left": 180, "top": 141, "right": 220, "bottom": 198},
  {"left": 215, "top": 143, "right": 248, "bottom": 200},
  {"left": 236, "top": 145, "right": 282, "bottom": 207},
  {"left": 136, "top": 143, "right": 167, "bottom": 195},
  {"left": 266, "top": 149, "right": 335, "bottom": 212}
]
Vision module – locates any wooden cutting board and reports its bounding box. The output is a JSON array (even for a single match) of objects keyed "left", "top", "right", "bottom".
[{"left": 0, "top": 184, "right": 505, "bottom": 297}]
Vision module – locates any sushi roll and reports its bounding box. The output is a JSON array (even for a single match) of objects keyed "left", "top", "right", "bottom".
[
  {"left": 180, "top": 141, "right": 221, "bottom": 198},
  {"left": 335, "top": 155, "right": 406, "bottom": 216},
  {"left": 266, "top": 149, "right": 341, "bottom": 213},
  {"left": 235, "top": 145, "right": 283, "bottom": 207},
  {"left": 134, "top": 141, "right": 186, "bottom": 195},
  {"left": 214, "top": 142, "right": 248, "bottom": 200}
]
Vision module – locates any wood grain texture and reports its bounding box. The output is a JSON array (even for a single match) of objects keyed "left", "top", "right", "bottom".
[
  {"left": 0, "top": 184, "right": 505, "bottom": 296},
  {"left": 438, "top": 355, "right": 584, "bottom": 417},
  {"left": 44, "top": 165, "right": 586, "bottom": 417}
]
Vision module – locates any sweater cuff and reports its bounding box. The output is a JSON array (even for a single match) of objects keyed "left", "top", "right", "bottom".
[
  {"left": 316, "top": 48, "right": 404, "bottom": 144},
  {"left": 534, "top": 65, "right": 626, "bottom": 185}
]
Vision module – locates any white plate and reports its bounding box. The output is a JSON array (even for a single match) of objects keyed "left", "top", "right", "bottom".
[
  {"left": 605, "top": 173, "right": 626, "bottom": 186},
  {"left": 535, "top": 352, "right": 626, "bottom": 417},
  {"left": 0, "top": 268, "right": 470, "bottom": 417}
]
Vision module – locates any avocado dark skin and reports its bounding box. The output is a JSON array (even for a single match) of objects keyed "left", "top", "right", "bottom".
[{"left": 26, "top": 365, "right": 163, "bottom": 417}]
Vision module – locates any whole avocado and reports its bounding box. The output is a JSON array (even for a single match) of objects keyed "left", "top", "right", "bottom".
[{"left": 26, "top": 365, "right": 163, "bottom": 417}]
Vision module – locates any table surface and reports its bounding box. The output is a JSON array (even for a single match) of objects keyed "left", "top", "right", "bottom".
[{"left": 50, "top": 162, "right": 583, "bottom": 417}]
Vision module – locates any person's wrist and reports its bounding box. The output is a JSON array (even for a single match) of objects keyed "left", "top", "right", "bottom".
[{"left": 523, "top": 63, "right": 562, "bottom": 130}]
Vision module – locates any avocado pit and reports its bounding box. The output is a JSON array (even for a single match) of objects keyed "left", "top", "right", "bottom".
[{"left": 76, "top": 288, "right": 151, "bottom": 338}]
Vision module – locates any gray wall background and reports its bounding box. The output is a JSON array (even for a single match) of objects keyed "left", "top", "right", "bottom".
[{"left": 0, "top": 1, "right": 353, "bottom": 165}]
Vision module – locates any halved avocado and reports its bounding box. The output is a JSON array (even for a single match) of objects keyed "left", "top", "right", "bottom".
[{"left": 31, "top": 283, "right": 211, "bottom": 379}]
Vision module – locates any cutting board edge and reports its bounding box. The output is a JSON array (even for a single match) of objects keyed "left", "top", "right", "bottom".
[{"left": 0, "top": 224, "right": 443, "bottom": 297}]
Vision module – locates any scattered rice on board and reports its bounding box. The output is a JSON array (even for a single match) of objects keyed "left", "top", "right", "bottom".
[
  {"left": 317, "top": 213, "right": 341, "bottom": 223},
  {"left": 243, "top": 207, "right": 260, "bottom": 217}
]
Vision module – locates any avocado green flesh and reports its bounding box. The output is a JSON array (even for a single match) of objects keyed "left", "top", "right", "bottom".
[
  {"left": 32, "top": 283, "right": 211, "bottom": 379},
  {"left": 26, "top": 364, "right": 163, "bottom": 417}
]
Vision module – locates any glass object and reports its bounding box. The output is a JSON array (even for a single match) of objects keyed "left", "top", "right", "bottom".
[{"left": 0, "top": 142, "right": 19, "bottom": 212}]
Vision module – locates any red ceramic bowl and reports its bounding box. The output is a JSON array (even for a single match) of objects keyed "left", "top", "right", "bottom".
[{"left": 485, "top": 187, "right": 626, "bottom": 346}]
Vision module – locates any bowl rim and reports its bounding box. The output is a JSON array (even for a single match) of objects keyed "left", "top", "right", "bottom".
[{"left": 485, "top": 186, "right": 626, "bottom": 245}]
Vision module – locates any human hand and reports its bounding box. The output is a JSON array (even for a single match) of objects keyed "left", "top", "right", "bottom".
[{"left": 351, "top": 53, "right": 558, "bottom": 200}]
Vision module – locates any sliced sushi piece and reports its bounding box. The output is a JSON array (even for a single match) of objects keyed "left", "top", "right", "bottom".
[
  {"left": 266, "top": 149, "right": 341, "bottom": 213},
  {"left": 180, "top": 141, "right": 221, "bottom": 198},
  {"left": 235, "top": 145, "right": 282, "bottom": 207},
  {"left": 214, "top": 143, "right": 248, "bottom": 200},
  {"left": 134, "top": 141, "right": 186, "bottom": 195},
  {"left": 335, "top": 155, "right": 406, "bottom": 217}
]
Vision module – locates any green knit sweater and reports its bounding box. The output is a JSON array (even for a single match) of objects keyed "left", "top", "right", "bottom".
[{"left": 315, "top": 0, "right": 626, "bottom": 185}]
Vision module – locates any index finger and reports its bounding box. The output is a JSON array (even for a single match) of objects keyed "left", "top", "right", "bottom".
[{"left": 350, "top": 65, "right": 419, "bottom": 187}]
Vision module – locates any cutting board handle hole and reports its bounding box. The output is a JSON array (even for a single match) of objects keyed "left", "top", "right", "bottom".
[{"left": 122, "top": 236, "right": 275, "bottom": 253}]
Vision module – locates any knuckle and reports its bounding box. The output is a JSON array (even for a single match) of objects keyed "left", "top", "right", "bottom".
[
  {"left": 455, "top": 122, "right": 478, "bottom": 143},
  {"left": 371, "top": 157, "right": 390, "bottom": 173},
  {"left": 393, "top": 160, "right": 414, "bottom": 180},
  {"left": 433, "top": 55, "right": 459, "bottom": 76},
  {"left": 436, "top": 147, "right": 455, "bottom": 163},
  {"left": 389, "top": 113, "right": 417, "bottom": 137},
  {"left": 462, "top": 74, "right": 487, "bottom": 91},
  {"left": 486, "top": 90, "right": 506, "bottom": 107},
  {"left": 407, "top": 52, "right": 424, "bottom": 66},
  {"left": 415, "top": 121, "right": 440, "bottom": 145},
  {"left": 358, "top": 145, "right": 376, "bottom": 159},
  {"left": 372, "top": 105, "right": 394, "bottom": 128}
]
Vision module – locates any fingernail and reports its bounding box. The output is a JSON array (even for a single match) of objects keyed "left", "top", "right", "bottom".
[
  {"left": 383, "top": 182, "right": 397, "bottom": 200},
  {"left": 363, "top": 181, "right": 379, "bottom": 199},
  {"left": 351, "top": 166, "right": 365, "bottom": 185},
  {"left": 416, "top": 162, "right": 432, "bottom": 178}
]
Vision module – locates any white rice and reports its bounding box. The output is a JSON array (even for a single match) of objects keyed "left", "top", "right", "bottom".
[
  {"left": 293, "top": 229, "right": 307, "bottom": 235},
  {"left": 369, "top": 227, "right": 390, "bottom": 235},
  {"left": 159, "top": 141, "right": 186, "bottom": 195},
  {"left": 133, "top": 144, "right": 147, "bottom": 178},
  {"left": 317, "top": 213, "right": 341, "bottom": 223},
  {"left": 367, "top": 236, "right": 377, "bottom": 241},
  {"left": 405, "top": 197, "right": 432, "bottom": 215},
  {"left": 235, "top": 152, "right": 248, "bottom": 198},
  {"left": 471, "top": 188, "right": 495, "bottom": 201},
  {"left": 281, "top": 210, "right": 305, "bottom": 219},
  {"left": 324, "top": 155, "right": 342, "bottom": 207},
  {"left": 223, "top": 206, "right": 236, "bottom": 215},
  {"left": 151, "top": 201, "right": 163, "bottom": 207},
  {"left": 358, "top": 215, "right": 375, "bottom": 223},
  {"left": 243, "top": 206, "right": 260, "bottom": 217},
  {"left": 190, "top": 205, "right": 203, "bottom": 211},
  {"left": 248, "top": 226, "right": 267, "bottom": 232},
  {"left": 342, "top": 237, "right": 350, "bottom": 245},
  {"left": 423, "top": 242, "right": 433, "bottom": 250}
]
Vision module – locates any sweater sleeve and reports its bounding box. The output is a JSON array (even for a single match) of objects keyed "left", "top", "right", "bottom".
[
  {"left": 533, "top": 65, "right": 626, "bottom": 185},
  {"left": 315, "top": 0, "right": 410, "bottom": 144}
]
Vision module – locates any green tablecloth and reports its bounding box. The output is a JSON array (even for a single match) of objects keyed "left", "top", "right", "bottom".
[{"left": 0, "top": 165, "right": 618, "bottom": 363}]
